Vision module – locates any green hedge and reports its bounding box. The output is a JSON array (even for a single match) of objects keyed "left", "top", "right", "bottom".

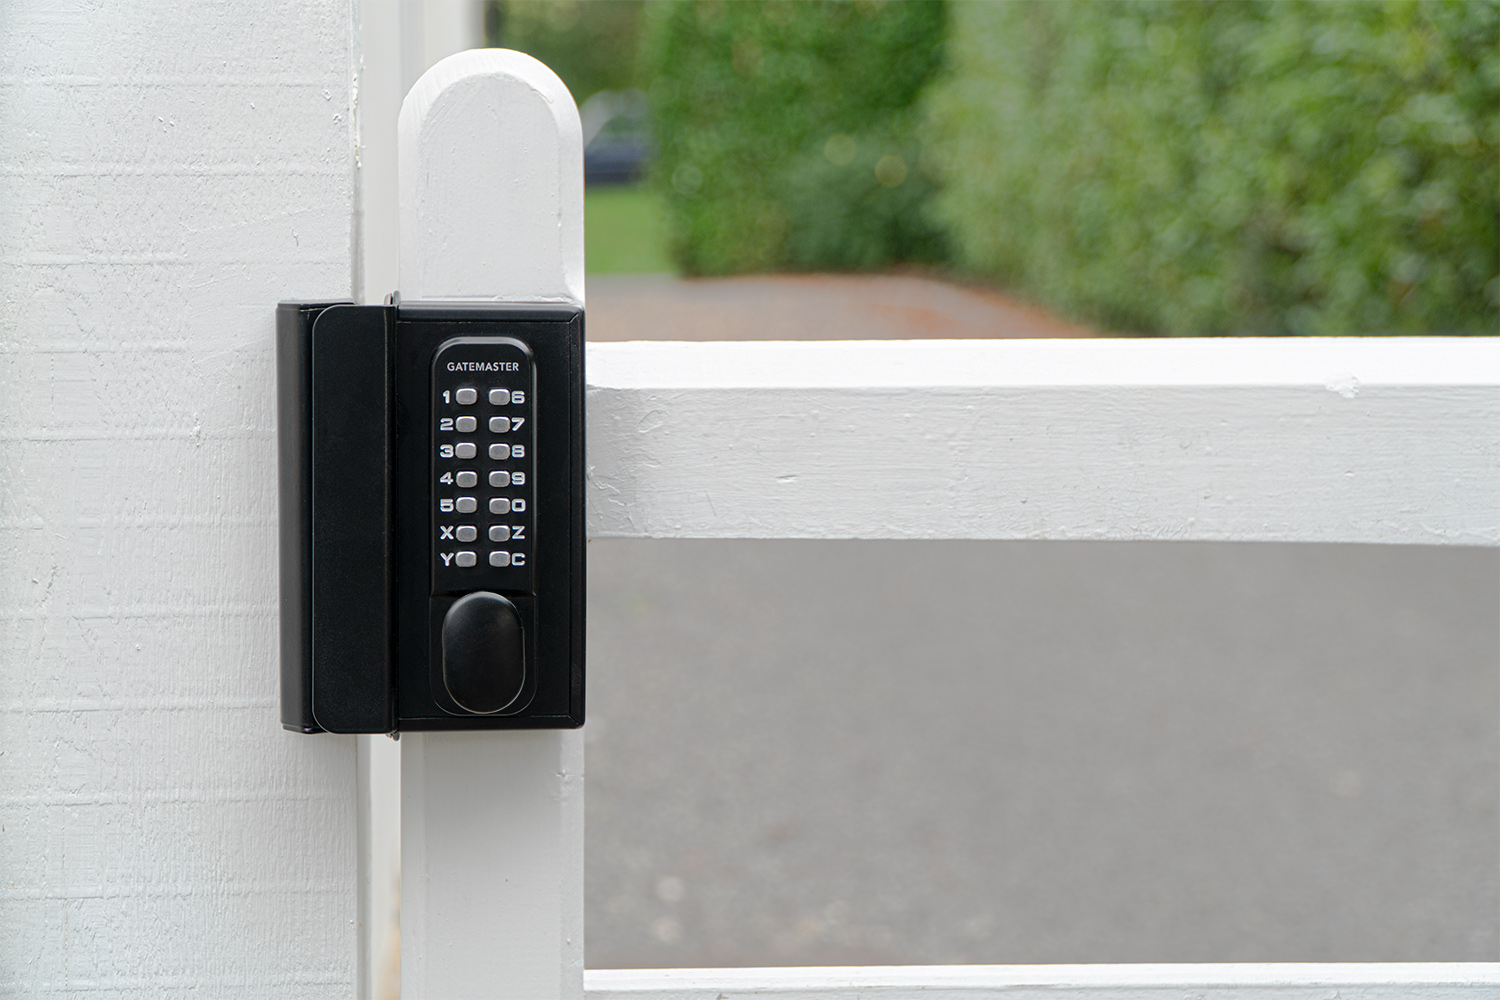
[
  {"left": 487, "top": 1, "right": 647, "bottom": 102},
  {"left": 643, "top": 0, "right": 947, "bottom": 274},
  {"left": 925, "top": 0, "right": 1499, "bottom": 335}
]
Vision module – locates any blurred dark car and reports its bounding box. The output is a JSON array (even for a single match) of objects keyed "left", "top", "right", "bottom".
[{"left": 581, "top": 89, "right": 652, "bottom": 186}]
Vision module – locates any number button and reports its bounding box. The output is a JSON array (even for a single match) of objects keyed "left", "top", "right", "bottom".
[
  {"left": 489, "top": 443, "right": 510, "bottom": 460},
  {"left": 455, "top": 497, "right": 477, "bottom": 514},
  {"left": 455, "top": 388, "right": 477, "bottom": 405},
  {"left": 456, "top": 471, "right": 477, "bottom": 488},
  {"left": 454, "top": 442, "right": 476, "bottom": 460},
  {"left": 489, "top": 416, "right": 511, "bottom": 433},
  {"left": 488, "top": 388, "right": 510, "bottom": 406},
  {"left": 488, "top": 470, "right": 511, "bottom": 488},
  {"left": 455, "top": 416, "right": 477, "bottom": 433}
]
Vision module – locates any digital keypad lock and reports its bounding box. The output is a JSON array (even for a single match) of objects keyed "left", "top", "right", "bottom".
[
  {"left": 431, "top": 340, "right": 534, "bottom": 591},
  {"left": 276, "top": 300, "right": 585, "bottom": 733}
]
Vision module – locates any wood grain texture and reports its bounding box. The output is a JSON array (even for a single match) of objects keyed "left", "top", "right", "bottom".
[
  {"left": 585, "top": 964, "right": 1500, "bottom": 999},
  {"left": 397, "top": 48, "right": 586, "bottom": 1000},
  {"left": 584, "top": 339, "right": 1499, "bottom": 545},
  {"left": 0, "top": 1, "right": 359, "bottom": 995}
]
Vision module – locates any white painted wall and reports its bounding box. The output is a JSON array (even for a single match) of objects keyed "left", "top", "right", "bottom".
[{"left": 0, "top": 2, "right": 361, "bottom": 995}]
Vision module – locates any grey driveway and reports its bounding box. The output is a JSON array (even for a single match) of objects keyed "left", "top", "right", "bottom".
[{"left": 582, "top": 275, "right": 1499, "bottom": 968}]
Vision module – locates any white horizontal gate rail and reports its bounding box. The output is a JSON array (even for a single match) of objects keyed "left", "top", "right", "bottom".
[
  {"left": 585, "top": 963, "right": 1500, "bottom": 999},
  {"left": 584, "top": 337, "right": 1499, "bottom": 546}
]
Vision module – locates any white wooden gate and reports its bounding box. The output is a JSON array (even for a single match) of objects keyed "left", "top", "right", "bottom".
[
  {"left": 391, "top": 46, "right": 1500, "bottom": 1000},
  {"left": 2, "top": 3, "right": 1496, "bottom": 997}
]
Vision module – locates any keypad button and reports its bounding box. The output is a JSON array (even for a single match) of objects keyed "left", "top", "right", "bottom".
[
  {"left": 456, "top": 471, "right": 477, "bottom": 488},
  {"left": 488, "top": 470, "right": 511, "bottom": 487},
  {"left": 489, "top": 551, "right": 511, "bottom": 568},
  {"left": 455, "top": 415, "right": 477, "bottom": 433},
  {"left": 489, "top": 525, "right": 511, "bottom": 542},
  {"left": 489, "top": 416, "right": 511, "bottom": 433},
  {"left": 455, "top": 551, "right": 477, "bottom": 567},
  {"left": 489, "top": 443, "right": 510, "bottom": 460},
  {"left": 455, "top": 497, "right": 477, "bottom": 513},
  {"left": 454, "top": 442, "right": 476, "bottom": 459},
  {"left": 489, "top": 388, "right": 510, "bottom": 406},
  {"left": 455, "top": 388, "right": 477, "bottom": 405},
  {"left": 489, "top": 497, "right": 510, "bottom": 514},
  {"left": 456, "top": 525, "right": 477, "bottom": 542}
]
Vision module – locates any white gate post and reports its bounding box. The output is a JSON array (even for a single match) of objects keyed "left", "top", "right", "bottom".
[{"left": 396, "top": 50, "right": 585, "bottom": 999}]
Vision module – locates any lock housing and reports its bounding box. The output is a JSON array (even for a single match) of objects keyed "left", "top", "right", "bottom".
[{"left": 277, "top": 300, "right": 585, "bottom": 733}]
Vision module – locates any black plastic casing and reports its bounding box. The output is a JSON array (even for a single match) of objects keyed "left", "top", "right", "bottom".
[{"left": 276, "top": 301, "right": 585, "bottom": 733}]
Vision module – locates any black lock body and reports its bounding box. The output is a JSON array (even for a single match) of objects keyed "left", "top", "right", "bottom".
[{"left": 277, "top": 300, "right": 585, "bottom": 733}]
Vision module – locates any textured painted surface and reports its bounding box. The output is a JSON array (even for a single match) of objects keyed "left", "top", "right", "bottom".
[
  {"left": 403, "top": 731, "right": 585, "bottom": 998},
  {"left": 585, "top": 963, "right": 1500, "bottom": 998},
  {"left": 0, "top": 2, "right": 359, "bottom": 994},
  {"left": 584, "top": 338, "right": 1499, "bottom": 545},
  {"left": 396, "top": 49, "right": 585, "bottom": 1000},
  {"left": 398, "top": 48, "right": 585, "bottom": 305}
]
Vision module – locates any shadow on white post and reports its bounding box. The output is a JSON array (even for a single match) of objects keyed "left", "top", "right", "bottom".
[{"left": 397, "top": 49, "right": 585, "bottom": 1000}]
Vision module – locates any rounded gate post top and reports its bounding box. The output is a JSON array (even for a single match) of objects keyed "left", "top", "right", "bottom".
[{"left": 398, "top": 48, "right": 584, "bottom": 306}]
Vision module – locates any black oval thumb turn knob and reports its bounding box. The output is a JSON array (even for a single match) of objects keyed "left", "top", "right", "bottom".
[{"left": 442, "top": 591, "right": 526, "bottom": 714}]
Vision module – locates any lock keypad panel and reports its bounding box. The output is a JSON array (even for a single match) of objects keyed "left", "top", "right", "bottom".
[{"left": 432, "top": 338, "right": 535, "bottom": 594}]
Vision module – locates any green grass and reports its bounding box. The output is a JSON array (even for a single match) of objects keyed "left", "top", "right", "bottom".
[{"left": 585, "top": 185, "right": 673, "bottom": 275}]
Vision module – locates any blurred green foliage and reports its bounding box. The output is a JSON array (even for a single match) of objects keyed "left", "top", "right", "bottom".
[
  {"left": 486, "top": 0, "right": 646, "bottom": 102},
  {"left": 494, "top": 0, "right": 1497, "bottom": 333},
  {"left": 643, "top": 0, "right": 948, "bottom": 274},
  {"left": 925, "top": 0, "right": 1500, "bottom": 335}
]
